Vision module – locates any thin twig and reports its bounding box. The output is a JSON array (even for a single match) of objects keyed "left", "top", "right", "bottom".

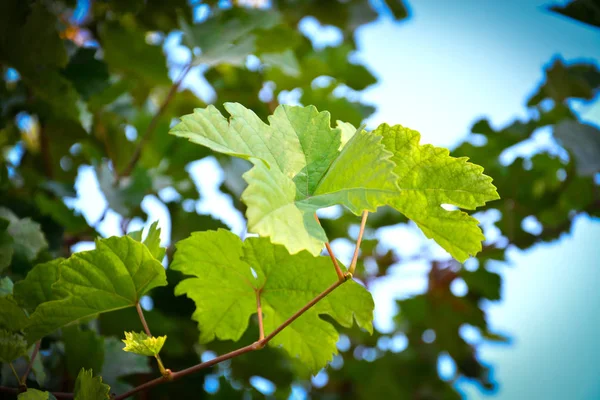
[
  {"left": 136, "top": 302, "right": 167, "bottom": 375},
  {"left": 349, "top": 211, "right": 369, "bottom": 275},
  {"left": 9, "top": 363, "right": 20, "bottom": 382},
  {"left": 314, "top": 214, "right": 344, "bottom": 280},
  {"left": 256, "top": 290, "right": 265, "bottom": 340},
  {"left": 113, "top": 276, "right": 349, "bottom": 400},
  {"left": 21, "top": 340, "right": 41, "bottom": 384},
  {"left": 118, "top": 62, "right": 193, "bottom": 179},
  {"left": 136, "top": 302, "right": 152, "bottom": 337},
  {"left": 0, "top": 386, "right": 74, "bottom": 398},
  {"left": 261, "top": 277, "right": 348, "bottom": 343}
]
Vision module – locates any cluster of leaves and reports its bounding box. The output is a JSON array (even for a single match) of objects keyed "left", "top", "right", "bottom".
[{"left": 0, "top": 0, "right": 598, "bottom": 399}]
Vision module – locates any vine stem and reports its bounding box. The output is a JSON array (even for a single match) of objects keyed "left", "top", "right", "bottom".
[
  {"left": 0, "top": 277, "right": 351, "bottom": 400},
  {"left": 113, "top": 277, "right": 349, "bottom": 400},
  {"left": 21, "top": 340, "right": 41, "bottom": 384},
  {"left": 136, "top": 302, "right": 168, "bottom": 376},
  {"left": 9, "top": 363, "right": 19, "bottom": 382},
  {"left": 314, "top": 213, "right": 344, "bottom": 281},
  {"left": 1, "top": 217, "right": 367, "bottom": 399},
  {"left": 256, "top": 290, "right": 265, "bottom": 340},
  {"left": 117, "top": 62, "right": 193, "bottom": 179},
  {"left": 136, "top": 302, "right": 152, "bottom": 337},
  {"left": 349, "top": 211, "right": 369, "bottom": 275}
]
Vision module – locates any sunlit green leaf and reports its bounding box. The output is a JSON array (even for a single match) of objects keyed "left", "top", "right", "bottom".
[
  {"left": 170, "top": 103, "right": 398, "bottom": 255},
  {"left": 25, "top": 236, "right": 167, "bottom": 343},
  {"left": 377, "top": 124, "right": 499, "bottom": 262},
  {"left": 172, "top": 229, "right": 374, "bottom": 373},
  {"left": 13, "top": 259, "right": 66, "bottom": 313},
  {"left": 122, "top": 331, "right": 166, "bottom": 356}
]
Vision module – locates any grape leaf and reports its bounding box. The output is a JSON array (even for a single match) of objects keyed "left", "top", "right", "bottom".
[
  {"left": 74, "top": 368, "right": 110, "bottom": 400},
  {"left": 170, "top": 103, "right": 399, "bottom": 255},
  {"left": 376, "top": 124, "right": 500, "bottom": 262},
  {"left": 17, "top": 389, "right": 57, "bottom": 400},
  {"left": 122, "top": 331, "right": 166, "bottom": 356},
  {"left": 0, "top": 296, "right": 29, "bottom": 331},
  {"left": 171, "top": 229, "right": 374, "bottom": 373},
  {"left": 24, "top": 236, "right": 167, "bottom": 343},
  {"left": 63, "top": 326, "right": 105, "bottom": 379},
  {"left": 13, "top": 259, "right": 66, "bottom": 313},
  {"left": 0, "top": 207, "right": 48, "bottom": 262},
  {"left": 0, "top": 329, "right": 27, "bottom": 363},
  {"left": 99, "top": 21, "right": 169, "bottom": 86},
  {"left": 179, "top": 8, "right": 279, "bottom": 67},
  {"left": 128, "top": 221, "right": 166, "bottom": 261}
]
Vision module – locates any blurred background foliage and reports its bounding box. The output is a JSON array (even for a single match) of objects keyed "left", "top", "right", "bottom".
[{"left": 0, "top": 0, "right": 599, "bottom": 398}]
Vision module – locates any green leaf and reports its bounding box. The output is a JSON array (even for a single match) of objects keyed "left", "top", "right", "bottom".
[
  {"left": 34, "top": 194, "right": 90, "bottom": 235},
  {"left": 261, "top": 49, "right": 301, "bottom": 77},
  {"left": 172, "top": 229, "right": 374, "bottom": 373},
  {"left": 99, "top": 21, "right": 169, "bottom": 86},
  {"left": 74, "top": 368, "right": 110, "bottom": 400},
  {"left": 0, "top": 295, "right": 29, "bottom": 331},
  {"left": 133, "top": 221, "right": 166, "bottom": 261},
  {"left": 14, "top": 259, "right": 66, "bottom": 313},
  {"left": 376, "top": 124, "right": 500, "bottom": 262},
  {"left": 25, "top": 236, "right": 167, "bottom": 343},
  {"left": 122, "top": 331, "right": 166, "bottom": 357},
  {"left": 62, "top": 326, "right": 105, "bottom": 379},
  {"left": 549, "top": 0, "right": 600, "bottom": 29},
  {"left": 170, "top": 103, "right": 398, "bottom": 255},
  {"left": 179, "top": 9, "right": 279, "bottom": 67},
  {"left": 0, "top": 207, "right": 48, "bottom": 262},
  {"left": 460, "top": 268, "right": 501, "bottom": 301},
  {"left": 0, "top": 329, "right": 28, "bottom": 363},
  {"left": 0, "top": 276, "right": 13, "bottom": 297},
  {"left": 17, "top": 389, "right": 57, "bottom": 400},
  {"left": 62, "top": 47, "right": 110, "bottom": 100}
]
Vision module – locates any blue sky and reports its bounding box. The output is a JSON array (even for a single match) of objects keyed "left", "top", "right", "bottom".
[{"left": 65, "top": 0, "right": 600, "bottom": 398}]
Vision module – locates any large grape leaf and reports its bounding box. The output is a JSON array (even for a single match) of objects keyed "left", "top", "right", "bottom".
[
  {"left": 170, "top": 103, "right": 399, "bottom": 255},
  {"left": 13, "top": 259, "right": 65, "bottom": 313},
  {"left": 377, "top": 124, "right": 499, "bottom": 262},
  {"left": 24, "top": 236, "right": 167, "bottom": 343},
  {"left": 170, "top": 103, "right": 498, "bottom": 261},
  {"left": 171, "top": 229, "right": 373, "bottom": 373}
]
